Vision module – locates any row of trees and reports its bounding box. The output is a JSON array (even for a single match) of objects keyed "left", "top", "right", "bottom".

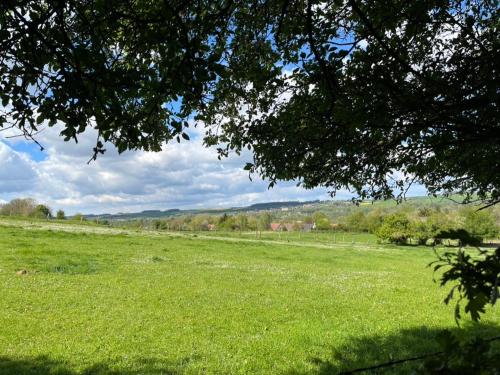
[
  {"left": 146, "top": 212, "right": 273, "bottom": 232},
  {"left": 0, "top": 198, "right": 65, "bottom": 220},
  {"left": 136, "top": 211, "right": 335, "bottom": 233},
  {"left": 374, "top": 209, "right": 498, "bottom": 245},
  {"left": 125, "top": 205, "right": 500, "bottom": 246},
  {"left": 4, "top": 197, "right": 496, "bottom": 245}
]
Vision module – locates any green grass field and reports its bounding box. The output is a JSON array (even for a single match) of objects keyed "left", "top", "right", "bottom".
[
  {"left": 0, "top": 219, "right": 499, "bottom": 374},
  {"left": 193, "top": 230, "right": 378, "bottom": 245}
]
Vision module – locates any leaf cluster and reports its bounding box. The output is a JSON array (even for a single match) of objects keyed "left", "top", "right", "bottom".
[{"left": 431, "top": 247, "right": 500, "bottom": 323}]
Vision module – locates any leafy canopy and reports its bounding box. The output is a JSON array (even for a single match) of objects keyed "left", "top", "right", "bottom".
[
  {"left": 431, "top": 247, "right": 500, "bottom": 323},
  {"left": 1, "top": 1, "right": 499, "bottom": 203}
]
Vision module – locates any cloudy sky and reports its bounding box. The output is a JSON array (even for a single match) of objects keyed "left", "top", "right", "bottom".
[{"left": 1, "top": 123, "right": 354, "bottom": 215}]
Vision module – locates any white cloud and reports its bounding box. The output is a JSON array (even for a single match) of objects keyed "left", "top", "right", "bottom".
[{"left": 0, "top": 123, "right": 336, "bottom": 214}]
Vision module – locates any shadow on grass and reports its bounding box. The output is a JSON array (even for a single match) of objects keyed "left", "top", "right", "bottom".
[
  {"left": 287, "top": 323, "right": 500, "bottom": 374},
  {"left": 0, "top": 355, "right": 188, "bottom": 375},
  {"left": 2, "top": 325, "right": 499, "bottom": 374}
]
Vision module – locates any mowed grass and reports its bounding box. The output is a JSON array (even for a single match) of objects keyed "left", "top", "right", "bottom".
[{"left": 0, "top": 222, "right": 499, "bottom": 374}]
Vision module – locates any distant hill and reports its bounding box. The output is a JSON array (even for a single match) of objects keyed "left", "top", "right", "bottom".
[
  {"left": 81, "top": 195, "right": 474, "bottom": 222},
  {"left": 82, "top": 201, "right": 321, "bottom": 221}
]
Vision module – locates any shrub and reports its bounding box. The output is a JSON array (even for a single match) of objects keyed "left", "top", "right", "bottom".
[
  {"left": 257, "top": 213, "right": 272, "bottom": 231},
  {"left": 32, "top": 204, "right": 52, "bottom": 219},
  {"left": 344, "top": 211, "right": 367, "bottom": 232},
  {"left": 315, "top": 217, "right": 331, "bottom": 230},
  {"left": 463, "top": 208, "right": 498, "bottom": 240},
  {"left": 411, "top": 220, "right": 432, "bottom": 245},
  {"left": 72, "top": 213, "right": 86, "bottom": 222},
  {"left": 376, "top": 213, "right": 412, "bottom": 244}
]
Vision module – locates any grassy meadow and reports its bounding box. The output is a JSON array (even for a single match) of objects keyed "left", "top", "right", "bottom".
[
  {"left": 0, "top": 218, "right": 499, "bottom": 374},
  {"left": 196, "top": 230, "right": 379, "bottom": 245}
]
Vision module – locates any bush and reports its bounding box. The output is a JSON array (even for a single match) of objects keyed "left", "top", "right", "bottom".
[
  {"left": 72, "top": 213, "right": 86, "bottom": 222},
  {"left": 32, "top": 204, "right": 52, "bottom": 219},
  {"left": 344, "top": 211, "right": 367, "bottom": 232},
  {"left": 315, "top": 217, "right": 331, "bottom": 230},
  {"left": 410, "top": 220, "right": 432, "bottom": 245},
  {"left": 56, "top": 210, "right": 66, "bottom": 220},
  {"left": 257, "top": 213, "right": 272, "bottom": 231},
  {"left": 463, "top": 208, "right": 498, "bottom": 240},
  {"left": 411, "top": 213, "right": 453, "bottom": 245},
  {"left": 376, "top": 213, "right": 412, "bottom": 244}
]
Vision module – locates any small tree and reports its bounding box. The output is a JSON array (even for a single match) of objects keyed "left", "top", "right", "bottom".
[
  {"left": 312, "top": 211, "right": 328, "bottom": 223},
  {"left": 32, "top": 204, "right": 52, "bottom": 219},
  {"left": 257, "top": 213, "right": 272, "bottom": 231},
  {"left": 463, "top": 209, "right": 498, "bottom": 241},
  {"left": 376, "top": 213, "right": 412, "bottom": 245},
  {"left": 56, "top": 209, "right": 66, "bottom": 220},
  {"left": 410, "top": 213, "right": 447, "bottom": 245},
  {"left": 218, "top": 215, "right": 236, "bottom": 231},
  {"left": 302, "top": 216, "right": 314, "bottom": 224},
  {"left": 344, "top": 211, "right": 369, "bottom": 232},
  {"left": 72, "top": 213, "right": 85, "bottom": 222},
  {"left": 365, "top": 209, "right": 385, "bottom": 233},
  {"left": 315, "top": 217, "right": 331, "bottom": 231},
  {"left": 236, "top": 214, "right": 248, "bottom": 232}
]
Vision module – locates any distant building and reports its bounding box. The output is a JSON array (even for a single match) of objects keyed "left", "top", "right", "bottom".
[
  {"left": 270, "top": 223, "right": 281, "bottom": 231},
  {"left": 271, "top": 222, "right": 316, "bottom": 232},
  {"left": 207, "top": 224, "right": 216, "bottom": 231}
]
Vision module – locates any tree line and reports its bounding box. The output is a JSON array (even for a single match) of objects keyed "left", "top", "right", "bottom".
[
  {"left": 115, "top": 204, "right": 499, "bottom": 246},
  {"left": 344, "top": 206, "right": 499, "bottom": 245},
  {"left": 0, "top": 198, "right": 65, "bottom": 220},
  {"left": 2, "top": 197, "right": 498, "bottom": 245}
]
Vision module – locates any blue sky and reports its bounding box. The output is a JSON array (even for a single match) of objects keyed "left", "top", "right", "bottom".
[{"left": 8, "top": 141, "right": 47, "bottom": 162}]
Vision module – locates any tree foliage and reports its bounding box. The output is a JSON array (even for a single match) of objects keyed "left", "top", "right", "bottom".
[
  {"left": 257, "top": 212, "right": 272, "bottom": 231},
  {"left": 33, "top": 204, "right": 52, "bottom": 219},
  {"left": 72, "top": 213, "right": 86, "bottom": 222},
  {"left": 376, "top": 213, "right": 412, "bottom": 244},
  {"left": 0, "top": 198, "right": 53, "bottom": 218},
  {"left": 463, "top": 208, "right": 499, "bottom": 240},
  {"left": 56, "top": 209, "right": 66, "bottom": 220},
  {"left": 1, "top": 1, "right": 498, "bottom": 203},
  {"left": 431, "top": 247, "right": 500, "bottom": 323},
  {"left": 0, "top": 198, "right": 37, "bottom": 216}
]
